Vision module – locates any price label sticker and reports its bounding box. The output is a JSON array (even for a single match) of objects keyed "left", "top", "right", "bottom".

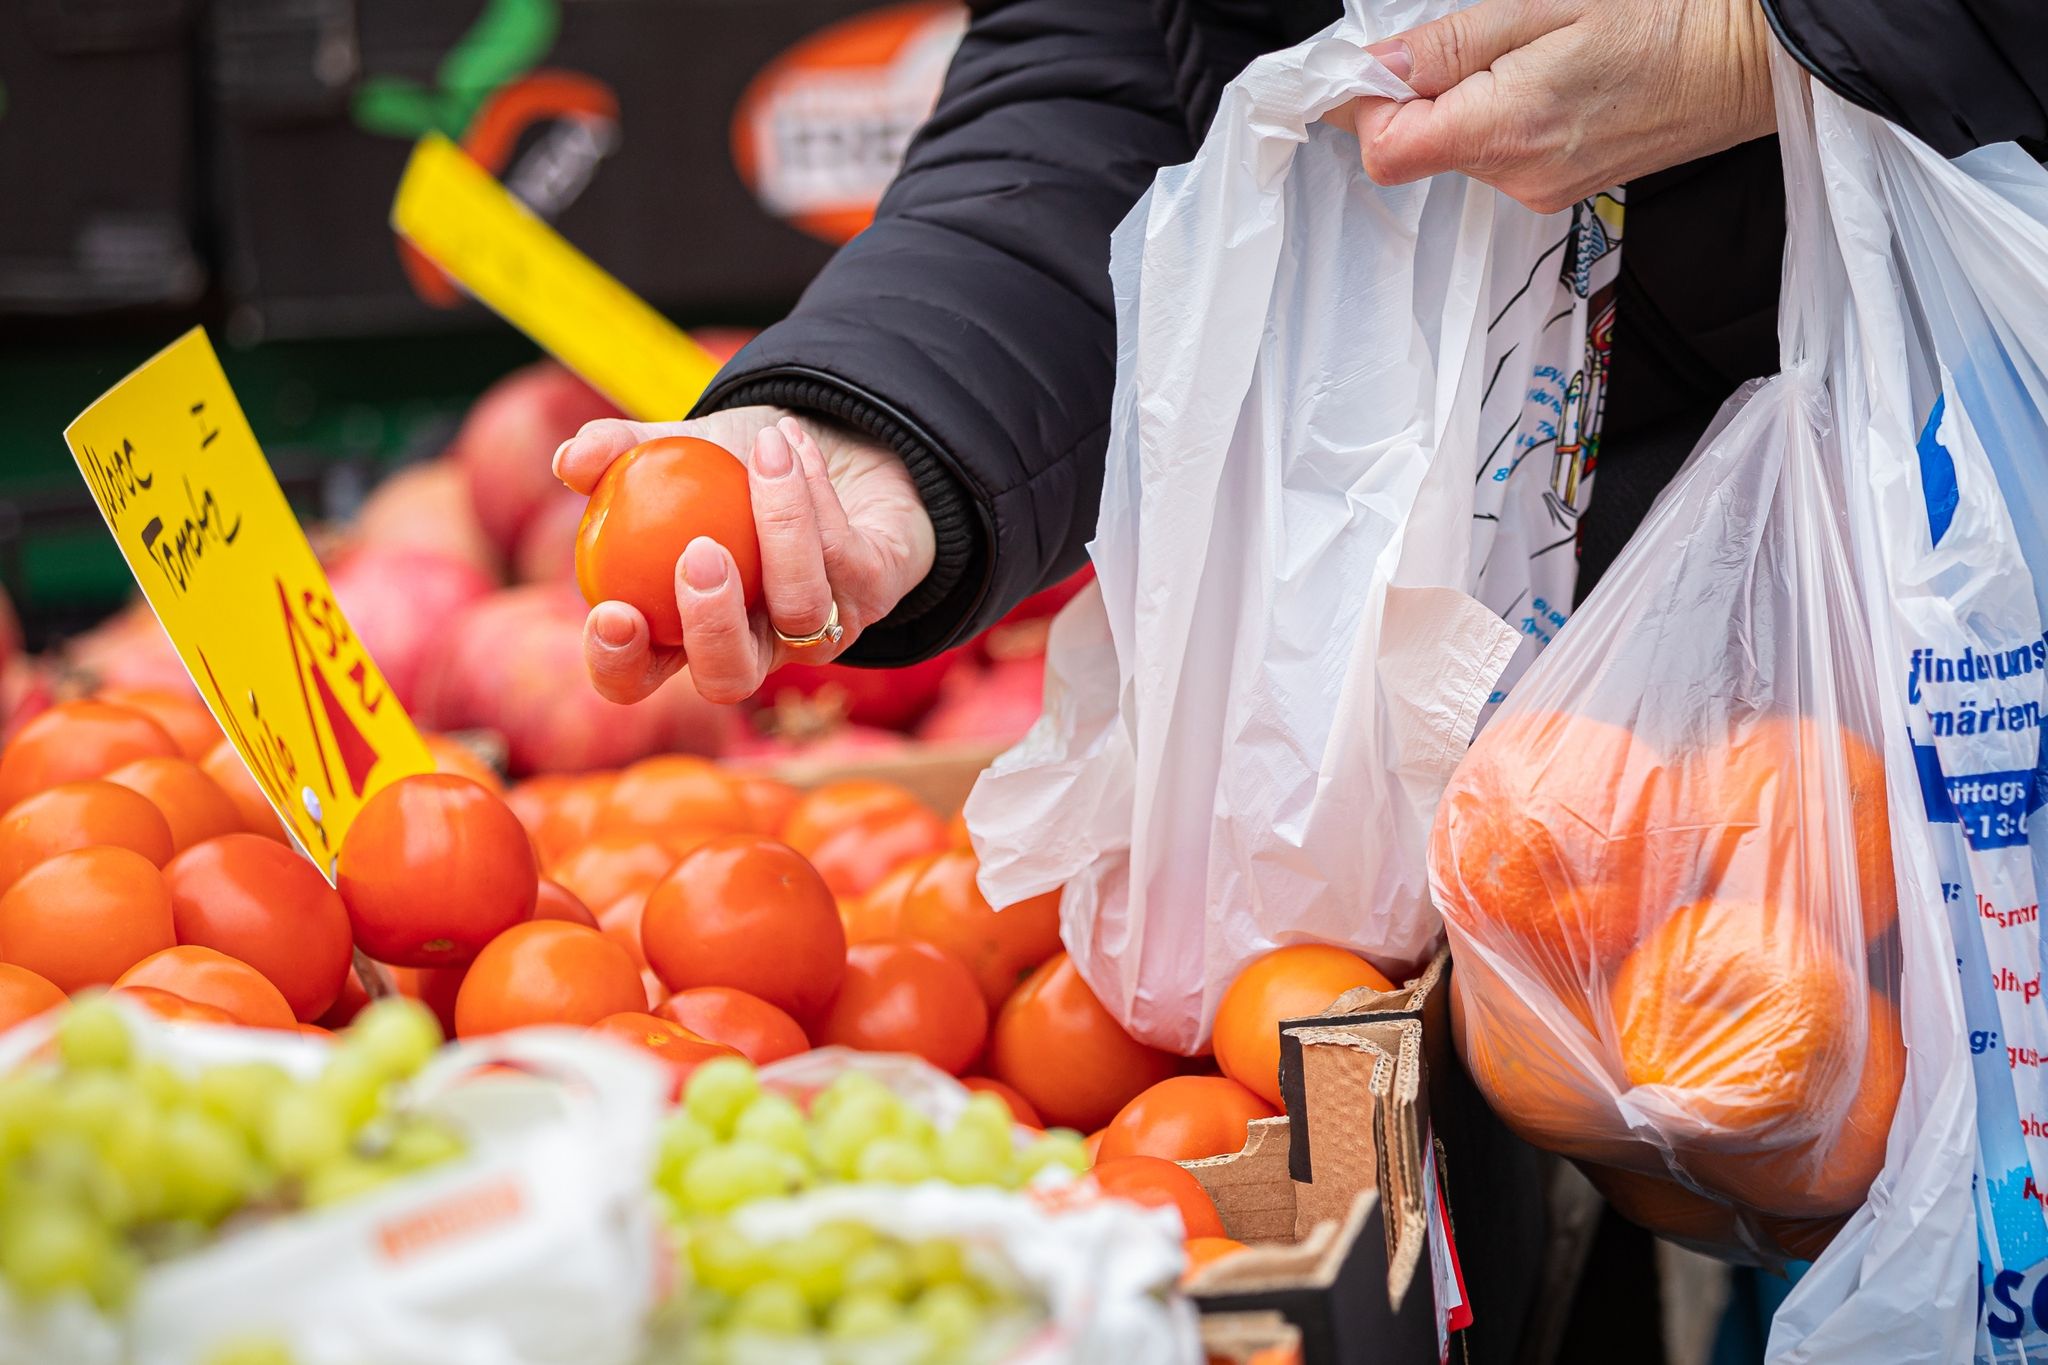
[
  {"left": 63, "top": 327, "right": 434, "bottom": 879},
  {"left": 391, "top": 132, "right": 725, "bottom": 422}
]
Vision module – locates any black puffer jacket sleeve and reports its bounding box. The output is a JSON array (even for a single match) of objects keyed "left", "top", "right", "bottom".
[
  {"left": 693, "top": 0, "right": 1191, "bottom": 665},
  {"left": 1762, "top": 0, "right": 2048, "bottom": 155}
]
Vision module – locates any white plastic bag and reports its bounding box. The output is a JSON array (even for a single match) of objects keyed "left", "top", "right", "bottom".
[
  {"left": 1757, "top": 57, "right": 2048, "bottom": 1365},
  {"left": 971, "top": 0, "right": 1623, "bottom": 1051},
  {"left": 0, "top": 1013, "right": 672, "bottom": 1365}
]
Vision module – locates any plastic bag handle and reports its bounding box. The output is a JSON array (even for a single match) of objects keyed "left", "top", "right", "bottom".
[{"left": 1771, "top": 46, "right": 1843, "bottom": 375}]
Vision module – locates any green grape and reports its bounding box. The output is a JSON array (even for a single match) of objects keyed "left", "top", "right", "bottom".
[
  {"left": 683, "top": 1058, "right": 761, "bottom": 1137},
  {"left": 134, "top": 1059, "right": 190, "bottom": 1110},
  {"left": 202, "top": 1335, "right": 297, "bottom": 1365},
  {"left": 0, "top": 1200, "right": 129, "bottom": 1307},
  {"left": 808, "top": 1071, "right": 890, "bottom": 1126},
  {"left": 382, "top": 1118, "right": 465, "bottom": 1173},
  {"left": 905, "top": 1238, "right": 969, "bottom": 1288},
  {"left": 726, "top": 1279, "right": 812, "bottom": 1334},
  {"left": 732, "top": 1094, "right": 809, "bottom": 1160},
  {"left": 842, "top": 1243, "right": 913, "bottom": 1301},
  {"left": 689, "top": 1220, "right": 775, "bottom": 1294},
  {"left": 346, "top": 997, "right": 443, "bottom": 1079},
  {"left": 301, "top": 1156, "right": 393, "bottom": 1209},
  {"left": 161, "top": 1110, "right": 258, "bottom": 1222},
  {"left": 657, "top": 1113, "right": 718, "bottom": 1181},
  {"left": 853, "top": 1136, "right": 933, "bottom": 1185},
  {"left": 910, "top": 1281, "right": 984, "bottom": 1352},
  {"left": 680, "top": 1141, "right": 797, "bottom": 1214},
  {"left": 311, "top": 1049, "right": 386, "bottom": 1134},
  {"left": 827, "top": 1288, "right": 906, "bottom": 1341},
  {"left": 956, "top": 1094, "right": 1015, "bottom": 1139},
  {"left": 194, "top": 1061, "right": 292, "bottom": 1132},
  {"left": 262, "top": 1086, "right": 349, "bottom": 1176},
  {"left": 935, "top": 1120, "right": 1014, "bottom": 1188},
  {"left": 100, "top": 1107, "right": 172, "bottom": 1225},
  {"left": 891, "top": 1107, "right": 938, "bottom": 1152},
  {"left": 1018, "top": 1129, "right": 1090, "bottom": 1180},
  {"left": 0, "top": 1072, "right": 56, "bottom": 1161},
  {"left": 770, "top": 1220, "right": 870, "bottom": 1308},
  {"left": 55, "top": 1070, "right": 130, "bottom": 1142},
  {"left": 811, "top": 1090, "right": 896, "bottom": 1179},
  {"left": 56, "top": 996, "right": 132, "bottom": 1071}
]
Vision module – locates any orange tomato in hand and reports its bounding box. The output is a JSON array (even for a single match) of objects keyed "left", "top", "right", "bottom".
[
  {"left": 575, "top": 436, "right": 762, "bottom": 646},
  {"left": 0, "top": 846, "right": 175, "bottom": 991},
  {"left": 807, "top": 804, "right": 951, "bottom": 900},
  {"left": 0, "top": 780, "right": 174, "bottom": 892},
  {"left": 337, "top": 774, "right": 538, "bottom": 967},
  {"left": 163, "top": 832, "right": 354, "bottom": 1022},
  {"left": 1090, "top": 1155, "right": 1226, "bottom": 1239},
  {"left": 900, "top": 850, "right": 1062, "bottom": 1009},
  {"left": 960, "top": 1076, "right": 1042, "bottom": 1128},
  {"left": 533, "top": 877, "right": 598, "bottom": 928},
  {"left": 116, "top": 945, "right": 296, "bottom": 1029},
  {"left": 0, "top": 963, "right": 65, "bottom": 1032},
  {"left": 105, "top": 758, "right": 242, "bottom": 855},
  {"left": 96, "top": 687, "right": 220, "bottom": 761},
  {"left": 453, "top": 921, "right": 646, "bottom": 1038},
  {"left": 813, "top": 940, "right": 988, "bottom": 1076},
  {"left": 1213, "top": 946, "right": 1395, "bottom": 1107},
  {"left": 655, "top": 986, "right": 810, "bottom": 1066},
  {"left": 1098, "top": 1076, "right": 1278, "bottom": 1163},
  {"left": 988, "top": 953, "right": 1178, "bottom": 1131},
  {"left": 781, "top": 779, "right": 923, "bottom": 857},
  {"left": 0, "top": 700, "right": 180, "bottom": 814},
  {"left": 199, "top": 739, "right": 288, "bottom": 841},
  {"left": 640, "top": 835, "right": 845, "bottom": 1022}
]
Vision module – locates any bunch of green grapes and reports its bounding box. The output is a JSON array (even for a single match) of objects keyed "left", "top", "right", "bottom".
[
  {"left": 650, "top": 1059, "right": 1089, "bottom": 1221},
  {"left": 654, "top": 1220, "right": 1036, "bottom": 1365},
  {"left": 0, "top": 995, "right": 462, "bottom": 1313}
]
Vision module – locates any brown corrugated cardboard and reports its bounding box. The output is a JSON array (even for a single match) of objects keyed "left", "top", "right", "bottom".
[
  {"left": 736, "top": 739, "right": 1006, "bottom": 814},
  {"left": 1199, "top": 1310, "right": 1304, "bottom": 1364}
]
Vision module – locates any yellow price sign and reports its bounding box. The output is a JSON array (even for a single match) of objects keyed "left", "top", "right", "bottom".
[
  {"left": 391, "top": 133, "right": 725, "bottom": 422},
  {"left": 63, "top": 328, "right": 434, "bottom": 878}
]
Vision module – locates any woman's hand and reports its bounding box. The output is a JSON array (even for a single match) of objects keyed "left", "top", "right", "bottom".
[
  {"left": 1329, "top": 0, "right": 1777, "bottom": 212},
  {"left": 554, "top": 405, "right": 935, "bottom": 705}
]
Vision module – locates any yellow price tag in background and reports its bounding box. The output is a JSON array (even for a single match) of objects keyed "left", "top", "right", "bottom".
[
  {"left": 392, "top": 133, "right": 726, "bottom": 422},
  {"left": 63, "top": 328, "right": 434, "bottom": 878}
]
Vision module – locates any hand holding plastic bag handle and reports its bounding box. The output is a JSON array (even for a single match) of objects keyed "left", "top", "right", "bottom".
[{"left": 1326, "top": 0, "right": 1777, "bottom": 212}]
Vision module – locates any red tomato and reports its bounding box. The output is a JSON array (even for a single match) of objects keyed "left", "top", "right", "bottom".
[
  {"left": 423, "top": 732, "right": 504, "bottom": 793},
  {"left": 1090, "top": 1155, "right": 1226, "bottom": 1239},
  {"left": 812, "top": 940, "right": 988, "bottom": 1076},
  {"left": 590, "top": 1011, "right": 743, "bottom": 1091},
  {"left": 1182, "top": 1236, "right": 1250, "bottom": 1282},
  {"left": 317, "top": 966, "right": 373, "bottom": 1029},
  {"left": 506, "top": 773, "right": 612, "bottom": 866},
  {"left": 0, "top": 780, "right": 175, "bottom": 892},
  {"left": 961, "top": 1075, "right": 1042, "bottom": 1128},
  {"left": 533, "top": 877, "right": 598, "bottom": 928},
  {"left": 0, "top": 700, "right": 180, "bottom": 814},
  {"left": 655, "top": 986, "right": 810, "bottom": 1066},
  {"left": 945, "top": 808, "right": 973, "bottom": 851},
  {"left": 640, "top": 835, "right": 845, "bottom": 1022},
  {"left": 392, "top": 964, "right": 465, "bottom": 1039},
  {"left": 0, "top": 846, "right": 175, "bottom": 992},
  {"left": 299, "top": 1022, "right": 334, "bottom": 1040},
  {"left": 547, "top": 832, "right": 685, "bottom": 911},
  {"left": 807, "top": 804, "right": 951, "bottom": 900},
  {"left": 95, "top": 687, "right": 220, "bottom": 762},
  {"left": 163, "top": 833, "right": 353, "bottom": 1022},
  {"left": 780, "top": 779, "right": 923, "bottom": 857},
  {"left": 987, "top": 953, "right": 1178, "bottom": 1132},
  {"left": 899, "top": 850, "right": 1062, "bottom": 1010},
  {"left": 453, "top": 921, "right": 645, "bottom": 1038},
  {"left": 596, "top": 893, "right": 651, "bottom": 971},
  {"left": 1213, "top": 946, "right": 1394, "bottom": 1107},
  {"left": 105, "top": 757, "right": 242, "bottom": 855},
  {"left": 1097, "top": 1076, "right": 1278, "bottom": 1163},
  {"left": 0, "top": 963, "right": 65, "bottom": 1032},
  {"left": 113, "top": 985, "right": 240, "bottom": 1026},
  {"left": 575, "top": 436, "right": 763, "bottom": 646},
  {"left": 116, "top": 945, "right": 296, "bottom": 1030},
  {"left": 602, "top": 756, "right": 750, "bottom": 840},
  {"left": 840, "top": 853, "right": 935, "bottom": 946},
  {"left": 199, "top": 739, "right": 288, "bottom": 841},
  {"left": 731, "top": 776, "right": 803, "bottom": 836},
  {"left": 337, "top": 774, "right": 538, "bottom": 967}
]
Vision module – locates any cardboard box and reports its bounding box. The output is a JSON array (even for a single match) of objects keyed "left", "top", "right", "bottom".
[{"left": 741, "top": 739, "right": 1005, "bottom": 815}]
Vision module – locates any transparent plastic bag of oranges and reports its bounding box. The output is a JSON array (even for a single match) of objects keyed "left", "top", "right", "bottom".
[{"left": 1427, "top": 358, "right": 1903, "bottom": 1263}]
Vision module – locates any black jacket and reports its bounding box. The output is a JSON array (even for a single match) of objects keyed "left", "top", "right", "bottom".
[{"left": 697, "top": 0, "right": 2048, "bottom": 663}]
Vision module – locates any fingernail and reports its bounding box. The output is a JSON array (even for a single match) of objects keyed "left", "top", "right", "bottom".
[
  {"left": 551, "top": 439, "right": 573, "bottom": 480},
  {"left": 682, "top": 538, "right": 727, "bottom": 593},
  {"left": 592, "top": 605, "right": 634, "bottom": 648},
  {"left": 1365, "top": 39, "right": 1411, "bottom": 81},
  {"left": 777, "top": 416, "right": 806, "bottom": 448},
  {"left": 756, "top": 429, "right": 794, "bottom": 479}
]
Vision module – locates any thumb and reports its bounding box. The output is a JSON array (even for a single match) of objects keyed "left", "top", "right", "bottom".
[{"left": 1365, "top": 0, "right": 1552, "bottom": 99}]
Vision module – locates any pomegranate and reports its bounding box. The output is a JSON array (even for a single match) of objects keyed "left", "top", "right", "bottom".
[
  {"left": 916, "top": 654, "right": 1046, "bottom": 746},
  {"left": 64, "top": 601, "right": 195, "bottom": 699},
  {"left": 511, "top": 486, "right": 584, "bottom": 583},
  {"left": 326, "top": 546, "right": 495, "bottom": 710},
  {"left": 452, "top": 362, "right": 621, "bottom": 556},
  {"left": 353, "top": 459, "right": 500, "bottom": 581},
  {"left": 727, "top": 723, "right": 909, "bottom": 766},
  {"left": 756, "top": 649, "right": 963, "bottom": 732},
  {"left": 415, "top": 584, "right": 735, "bottom": 775}
]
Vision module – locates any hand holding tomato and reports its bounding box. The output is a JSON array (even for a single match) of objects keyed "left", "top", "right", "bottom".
[{"left": 555, "top": 405, "right": 935, "bottom": 706}]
